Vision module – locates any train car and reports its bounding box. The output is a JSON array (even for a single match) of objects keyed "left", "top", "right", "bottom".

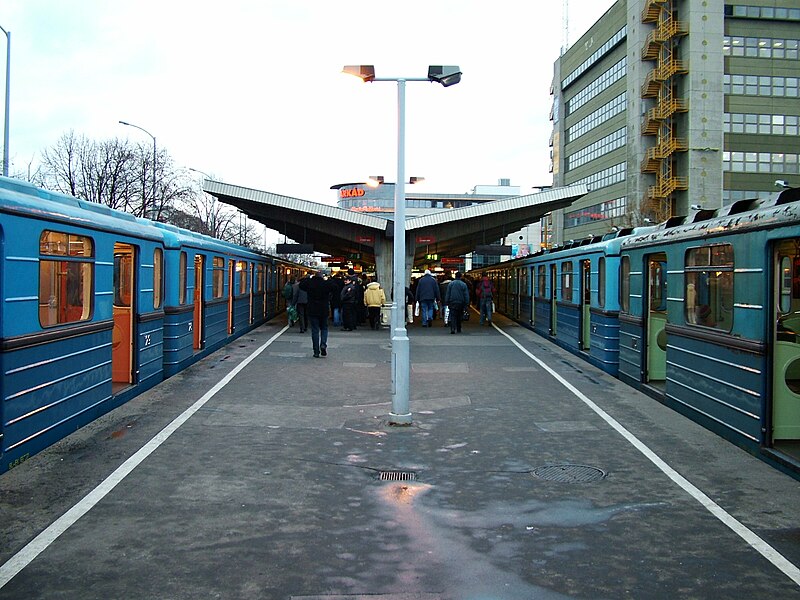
[
  {"left": 0, "top": 177, "right": 303, "bottom": 473},
  {"left": 469, "top": 187, "right": 800, "bottom": 477},
  {"left": 619, "top": 187, "right": 800, "bottom": 472},
  {"left": 470, "top": 228, "right": 650, "bottom": 376}
]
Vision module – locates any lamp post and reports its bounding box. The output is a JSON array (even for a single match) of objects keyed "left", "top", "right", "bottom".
[
  {"left": 119, "top": 120, "right": 156, "bottom": 219},
  {"left": 343, "top": 64, "right": 461, "bottom": 425},
  {"left": 0, "top": 25, "right": 10, "bottom": 177}
]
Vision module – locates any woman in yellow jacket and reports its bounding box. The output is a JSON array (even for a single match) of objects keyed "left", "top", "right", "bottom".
[{"left": 364, "top": 280, "right": 387, "bottom": 330}]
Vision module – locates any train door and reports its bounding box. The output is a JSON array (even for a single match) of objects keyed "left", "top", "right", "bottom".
[
  {"left": 112, "top": 243, "right": 136, "bottom": 390},
  {"left": 771, "top": 241, "right": 800, "bottom": 449},
  {"left": 193, "top": 255, "right": 204, "bottom": 351},
  {"left": 549, "top": 263, "right": 557, "bottom": 335},
  {"left": 227, "top": 259, "right": 235, "bottom": 334},
  {"left": 529, "top": 266, "right": 535, "bottom": 325},
  {"left": 645, "top": 253, "right": 668, "bottom": 385},
  {"left": 581, "top": 259, "right": 591, "bottom": 351}
]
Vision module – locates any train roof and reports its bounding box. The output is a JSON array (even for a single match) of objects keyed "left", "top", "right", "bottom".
[{"left": 621, "top": 187, "right": 800, "bottom": 249}]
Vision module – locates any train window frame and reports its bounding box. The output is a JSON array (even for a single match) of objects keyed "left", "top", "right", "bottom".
[
  {"left": 237, "top": 260, "right": 248, "bottom": 295},
  {"left": 38, "top": 230, "right": 95, "bottom": 327},
  {"left": 255, "top": 263, "right": 265, "bottom": 293},
  {"left": 620, "top": 255, "right": 630, "bottom": 313},
  {"left": 561, "top": 261, "right": 573, "bottom": 302},
  {"left": 537, "top": 265, "right": 546, "bottom": 298},
  {"left": 212, "top": 256, "right": 225, "bottom": 298},
  {"left": 598, "top": 257, "right": 606, "bottom": 308},
  {"left": 684, "top": 244, "right": 734, "bottom": 332},
  {"left": 153, "top": 248, "right": 164, "bottom": 309},
  {"left": 179, "top": 251, "right": 187, "bottom": 305}
]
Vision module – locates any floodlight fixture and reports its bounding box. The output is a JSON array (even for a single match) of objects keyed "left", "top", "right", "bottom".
[
  {"left": 342, "top": 65, "right": 375, "bottom": 82},
  {"left": 409, "top": 176, "right": 426, "bottom": 184},
  {"left": 366, "top": 175, "right": 384, "bottom": 187},
  {"left": 428, "top": 65, "right": 462, "bottom": 87}
]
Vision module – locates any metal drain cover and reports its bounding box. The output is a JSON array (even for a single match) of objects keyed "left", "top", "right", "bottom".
[
  {"left": 378, "top": 471, "right": 417, "bottom": 482},
  {"left": 532, "top": 464, "right": 605, "bottom": 483}
]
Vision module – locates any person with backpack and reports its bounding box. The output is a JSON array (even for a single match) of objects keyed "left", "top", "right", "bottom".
[
  {"left": 282, "top": 276, "right": 296, "bottom": 326},
  {"left": 477, "top": 275, "right": 495, "bottom": 325}
]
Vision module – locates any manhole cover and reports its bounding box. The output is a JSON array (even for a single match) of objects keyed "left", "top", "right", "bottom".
[
  {"left": 378, "top": 471, "right": 417, "bottom": 482},
  {"left": 532, "top": 464, "right": 605, "bottom": 483}
]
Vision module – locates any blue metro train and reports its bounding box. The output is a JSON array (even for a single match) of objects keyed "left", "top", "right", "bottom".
[
  {"left": 470, "top": 187, "right": 800, "bottom": 477},
  {"left": 0, "top": 177, "right": 308, "bottom": 473}
]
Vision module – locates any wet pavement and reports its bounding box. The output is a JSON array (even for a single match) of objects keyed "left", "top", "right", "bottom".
[{"left": 1, "top": 310, "right": 799, "bottom": 599}]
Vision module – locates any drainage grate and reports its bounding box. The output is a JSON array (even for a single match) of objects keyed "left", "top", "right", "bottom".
[
  {"left": 378, "top": 470, "right": 417, "bottom": 482},
  {"left": 532, "top": 464, "right": 606, "bottom": 483}
]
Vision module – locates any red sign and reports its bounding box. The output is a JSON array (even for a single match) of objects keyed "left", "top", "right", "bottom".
[
  {"left": 416, "top": 235, "right": 436, "bottom": 244},
  {"left": 441, "top": 257, "right": 465, "bottom": 265},
  {"left": 340, "top": 188, "right": 365, "bottom": 198},
  {"left": 356, "top": 235, "right": 374, "bottom": 244},
  {"left": 326, "top": 256, "right": 346, "bottom": 263}
]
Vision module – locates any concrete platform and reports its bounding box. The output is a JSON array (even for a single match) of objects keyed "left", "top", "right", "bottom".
[{"left": 1, "top": 310, "right": 799, "bottom": 599}]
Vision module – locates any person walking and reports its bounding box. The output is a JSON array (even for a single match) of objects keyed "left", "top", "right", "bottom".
[
  {"left": 477, "top": 275, "right": 495, "bottom": 325},
  {"left": 444, "top": 271, "right": 470, "bottom": 334},
  {"left": 415, "top": 269, "right": 441, "bottom": 328},
  {"left": 330, "top": 274, "right": 344, "bottom": 327},
  {"left": 292, "top": 275, "right": 309, "bottom": 333},
  {"left": 299, "top": 269, "right": 337, "bottom": 358},
  {"left": 340, "top": 276, "right": 359, "bottom": 331},
  {"left": 364, "top": 279, "right": 387, "bottom": 330},
  {"left": 283, "top": 276, "right": 296, "bottom": 326}
]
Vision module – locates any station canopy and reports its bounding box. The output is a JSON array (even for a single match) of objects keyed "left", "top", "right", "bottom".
[{"left": 204, "top": 180, "right": 588, "bottom": 268}]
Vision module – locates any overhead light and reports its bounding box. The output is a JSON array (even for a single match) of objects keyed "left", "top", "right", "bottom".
[
  {"left": 409, "top": 176, "right": 425, "bottom": 184},
  {"left": 366, "top": 175, "right": 384, "bottom": 187},
  {"left": 427, "top": 65, "right": 462, "bottom": 87},
  {"left": 342, "top": 65, "right": 375, "bottom": 82}
]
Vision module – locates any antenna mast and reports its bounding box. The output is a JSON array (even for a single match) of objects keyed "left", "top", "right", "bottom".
[{"left": 562, "top": 0, "right": 569, "bottom": 55}]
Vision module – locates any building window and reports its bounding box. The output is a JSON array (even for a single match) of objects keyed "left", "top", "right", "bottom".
[
  {"left": 566, "top": 93, "right": 626, "bottom": 142},
  {"left": 566, "top": 57, "right": 627, "bottom": 115},
  {"left": 39, "top": 231, "right": 94, "bottom": 327},
  {"left": 565, "top": 197, "right": 626, "bottom": 228},
  {"left": 724, "top": 73, "right": 800, "bottom": 97},
  {"left": 562, "top": 26, "right": 627, "bottom": 89},
  {"left": 723, "top": 151, "right": 799, "bottom": 174},
  {"left": 724, "top": 112, "right": 800, "bottom": 135},
  {"left": 566, "top": 128, "right": 626, "bottom": 171}
]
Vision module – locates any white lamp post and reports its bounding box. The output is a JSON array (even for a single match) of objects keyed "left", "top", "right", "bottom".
[
  {"left": 119, "top": 120, "right": 157, "bottom": 219},
  {"left": 343, "top": 64, "right": 461, "bottom": 425}
]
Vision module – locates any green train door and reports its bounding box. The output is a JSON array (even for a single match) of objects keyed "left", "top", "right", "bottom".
[
  {"left": 772, "top": 241, "right": 800, "bottom": 450},
  {"left": 646, "top": 253, "right": 667, "bottom": 385}
]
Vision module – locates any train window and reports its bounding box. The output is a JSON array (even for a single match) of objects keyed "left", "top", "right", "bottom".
[
  {"left": 685, "top": 245, "right": 734, "bottom": 331},
  {"left": 598, "top": 257, "right": 606, "bottom": 308},
  {"left": 212, "top": 257, "right": 224, "bottom": 298},
  {"left": 255, "top": 264, "right": 265, "bottom": 293},
  {"left": 153, "top": 248, "right": 163, "bottom": 309},
  {"left": 561, "top": 261, "right": 573, "bottom": 302},
  {"left": 620, "top": 256, "right": 630, "bottom": 313},
  {"left": 237, "top": 261, "right": 248, "bottom": 295},
  {"left": 538, "top": 266, "right": 546, "bottom": 298},
  {"left": 179, "top": 252, "right": 187, "bottom": 305},
  {"left": 39, "top": 230, "right": 94, "bottom": 327}
]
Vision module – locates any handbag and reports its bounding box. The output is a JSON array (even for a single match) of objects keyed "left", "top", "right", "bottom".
[
  {"left": 407, "top": 304, "right": 414, "bottom": 324},
  {"left": 414, "top": 301, "right": 420, "bottom": 317}
]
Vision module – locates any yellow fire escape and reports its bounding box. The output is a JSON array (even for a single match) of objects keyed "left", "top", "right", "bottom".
[{"left": 640, "top": 0, "right": 689, "bottom": 221}]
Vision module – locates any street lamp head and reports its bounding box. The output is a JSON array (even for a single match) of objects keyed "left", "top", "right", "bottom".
[
  {"left": 427, "top": 65, "right": 461, "bottom": 87},
  {"left": 118, "top": 120, "right": 130, "bottom": 126},
  {"left": 366, "top": 175, "right": 384, "bottom": 187},
  {"left": 342, "top": 65, "right": 375, "bottom": 82}
]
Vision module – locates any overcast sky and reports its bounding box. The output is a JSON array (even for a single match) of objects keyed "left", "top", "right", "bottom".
[{"left": 2, "top": 0, "right": 616, "bottom": 203}]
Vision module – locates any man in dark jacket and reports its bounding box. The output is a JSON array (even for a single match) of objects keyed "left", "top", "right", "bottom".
[
  {"left": 415, "top": 269, "right": 441, "bottom": 328},
  {"left": 340, "top": 276, "right": 359, "bottom": 331},
  {"left": 477, "top": 275, "right": 495, "bottom": 325},
  {"left": 444, "top": 271, "right": 470, "bottom": 334},
  {"left": 299, "top": 270, "right": 337, "bottom": 358}
]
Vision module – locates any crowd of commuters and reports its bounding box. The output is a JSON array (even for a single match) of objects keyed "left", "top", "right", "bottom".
[{"left": 285, "top": 268, "right": 495, "bottom": 358}]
